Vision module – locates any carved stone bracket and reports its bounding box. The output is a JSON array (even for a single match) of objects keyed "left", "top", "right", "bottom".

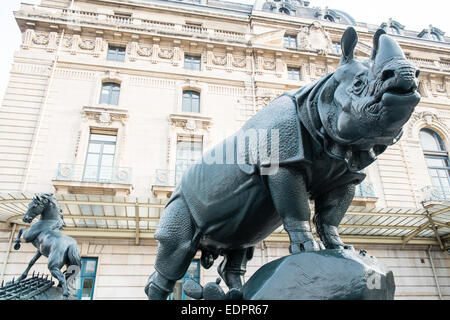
[
  {"left": 82, "top": 106, "right": 129, "bottom": 126},
  {"left": 169, "top": 113, "right": 212, "bottom": 132},
  {"left": 407, "top": 110, "right": 450, "bottom": 140}
]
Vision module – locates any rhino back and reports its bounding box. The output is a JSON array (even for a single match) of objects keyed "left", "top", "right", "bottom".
[{"left": 177, "top": 95, "right": 303, "bottom": 247}]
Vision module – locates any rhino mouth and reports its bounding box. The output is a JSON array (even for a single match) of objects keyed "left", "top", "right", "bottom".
[{"left": 365, "top": 86, "right": 420, "bottom": 116}]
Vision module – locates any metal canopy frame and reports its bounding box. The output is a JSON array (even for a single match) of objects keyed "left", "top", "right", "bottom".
[{"left": 0, "top": 193, "right": 448, "bottom": 249}]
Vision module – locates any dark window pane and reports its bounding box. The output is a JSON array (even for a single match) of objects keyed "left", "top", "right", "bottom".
[
  {"left": 287, "top": 67, "right": 301, "bottom": 80},
  {"left": 184, "top": 55, "right": 201, "bottom": 70},
  {"left": 99, "top": 82, "right": 120, "bottom": 105},
  {"left": 107, "top": 46, "right": 126, "bottom": 62},
  {"left": 420, "top": 129, "right": 446, "bottom": 151},
  {"left": 81, "top": 278, "right": 94, "bottom": 300},
  {"left": 284, "top": 35, "right": 297, "bottom": 48},
  {"left": 182, "top": 91, "right": 200, "bottom": 113}
]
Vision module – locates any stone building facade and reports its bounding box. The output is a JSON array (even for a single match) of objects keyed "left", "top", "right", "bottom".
[{"left": 0, "top": 0, "right": 449, "bottom": 299}]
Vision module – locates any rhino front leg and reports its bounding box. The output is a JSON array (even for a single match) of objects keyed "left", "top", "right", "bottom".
[
  {"left": 313, "top": 183, "right": 355, "bottom": 250},
  {"left": 267, "top": 167, "right": 319, "bottom": 253}
]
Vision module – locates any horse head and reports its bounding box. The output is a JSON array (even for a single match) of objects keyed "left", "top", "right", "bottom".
[{"left": 23, "top": 193, "right": 64, "bottom": 228}]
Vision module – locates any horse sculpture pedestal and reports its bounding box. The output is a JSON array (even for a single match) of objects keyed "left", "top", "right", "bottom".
[{"left": 184, "top": 248, "right": 395, "bottom": 300}]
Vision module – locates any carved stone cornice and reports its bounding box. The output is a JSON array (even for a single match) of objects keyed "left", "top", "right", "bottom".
[
  {"left": 82, "top": 106, "right": 129, "bottom": 126},
  {"left": 169, "top": 113, "right": 212, "bottom": 132}
]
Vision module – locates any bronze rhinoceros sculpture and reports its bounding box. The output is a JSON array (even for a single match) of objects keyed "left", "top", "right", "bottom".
[{"left": 145, "top": 27, "right": 421, "bottom": 299}]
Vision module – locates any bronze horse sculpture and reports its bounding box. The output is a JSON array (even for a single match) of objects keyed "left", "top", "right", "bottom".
[
  {"left": 145, "top": 27, "right": 421, "bottom": 299},
  {"left": 14, "top": 193, "right": 81, "bottom": 299}
]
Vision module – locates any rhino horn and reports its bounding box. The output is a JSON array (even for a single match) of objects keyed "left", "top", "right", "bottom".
[
  {"left": 370, "top": 29, "right": 387, "bottom": 60},
  {"left": 373, "top": 33, "right": 406, "bottom": 73},
  {"left": 340, "top": 27, "right": 358, "bottom": 65}
]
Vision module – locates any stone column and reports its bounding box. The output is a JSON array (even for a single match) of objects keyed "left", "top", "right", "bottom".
[
  {"left": 226, "top": 47, "right": 233, "bottom": 73},
  {"left": 206, "top": 44, "right": 214, "bottom": 70},
  {"left": 151, "top": 37, "right": 160, "bottom": 64},
  {"left": 47, "top": 32, "right": 58, "bottom": 52},
  {"left": 173, "top": 40, "right": 181, "bottom": 66},
  {"left": 275, "top": 52, "right": 284, "bottom": 78},
  {"left": 94, "top": 37, "right": 103, "bottom": 57},
  {"left": 71, "top": 35, "right": 80, "bottom": 55},
  {"left": 22, "top": 29, "right": 34, "bottom": 50},
  {"left": 246, "top": 49, "right": 253, "bottom": 75},
  {"left": 256, "top": 50, "right": 264, "bottom": 75}
]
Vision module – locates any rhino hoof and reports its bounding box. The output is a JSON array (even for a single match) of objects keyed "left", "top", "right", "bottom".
[{"left": 183, "top": 279, "right": 203, "bottom": 300}]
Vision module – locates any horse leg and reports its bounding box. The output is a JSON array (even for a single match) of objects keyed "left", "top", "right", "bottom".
[
  {"left": 13, "top": 228, "right": 26, "bottom": 250},
  {"left": 48, "top": 250, "right": 68, "bottom": 299},
  {"left": 18, "top": 250, "right": 41, "bottom": 281},
  {"left": 218, "top": 247, "right": 254, "bottom": 289},
  {"left": 146, "top": 195, "right": 199, "bottom": 300},
  {"left": 313, "top": 183, "right": 356, "bottom": 250}
]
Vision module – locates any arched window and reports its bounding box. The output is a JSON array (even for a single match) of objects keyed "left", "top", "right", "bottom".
[
  {"left": 182, "top": 90, "right": 200, "bottom": 113},
  {"left": 279, "top": 7, "right": 290, "bottom": 15},
  {"left": 99, "top": 82, "right": 120, "bottom": 105},
  {"left": 430, "top": 32, "right": 441, "bottom": 42},
  {"left": 324, "top": 14, "right": 335, "bottom": 22},
  {"left": 389, "top": 26, "right": 400, "bottom": 35},
  {"left": 419, "top": 128, "right": 450, "bottom": 193}
]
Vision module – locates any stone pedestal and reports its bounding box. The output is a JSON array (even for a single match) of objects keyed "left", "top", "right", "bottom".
[
  {"left": 184, "top": 249, "right": 395, "bottom": 300},
  {"left": 242, "top": 249, "right": 395, "bottom": 300}
]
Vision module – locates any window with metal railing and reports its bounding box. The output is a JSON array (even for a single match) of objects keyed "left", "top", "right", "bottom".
[
  {"left": 83, "top": 131, "right": 117, "bottom": 183},
  {"left": 175, "top": 136, "right": 203, "bottom": 184}
]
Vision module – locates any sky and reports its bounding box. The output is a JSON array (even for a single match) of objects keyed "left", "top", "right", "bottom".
[{"left": 1, "top": 0, "right": 449, "bottom": 101}]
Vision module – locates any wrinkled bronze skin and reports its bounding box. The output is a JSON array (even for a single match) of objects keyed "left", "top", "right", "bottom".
[{"left": 145, "top": 27, "right": 421, "bottom": 300}]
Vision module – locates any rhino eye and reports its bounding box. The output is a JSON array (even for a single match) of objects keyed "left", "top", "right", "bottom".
[
  {"left": 353, "top": 78, "right": 366, "bottom": 94},
  {"left": 354, "top": 79, "right": 363, "bottom": 87}
]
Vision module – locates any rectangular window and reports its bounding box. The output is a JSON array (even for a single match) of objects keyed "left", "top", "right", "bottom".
[
  {"left": 107, "top": 46, "right": 126, "bottom": 62},
  {"left": 182, "top": 90, "right": 200, "bottom": 113},
  {"left": 169, "top": 260, "right": 200, "bottom": 300},
  {"left": 175, "top": 136, "right": 203, "bottom": 184},
  {"left": 184, "top": 55, "right": 201, "bottom": 71},
  {"left": 99, "top": 82, "right": 120, "bottom": 105},
  {"left": 332, "top": 42, "right": 342, "bottom": 55},
  {"left": 76, "top": 257, "right": 98, "bottom": 300},
  {"left": 83, "top": 130, "right": 117, "bottom": 183},
  {"left": 287, "top": 67, "right": 301, "bottom": 80},
  {"left": 283, "top": 35, "right": 297, "bottom": 48}
]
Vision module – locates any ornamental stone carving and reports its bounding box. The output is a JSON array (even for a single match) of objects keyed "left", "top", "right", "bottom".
[
  {"left": 79, "top": 38, "right": 95, "bottom": 50},
  {"left": 158, "top": 47, "right": 174, "bottom": 59},
  {"left": 32, "top": 33, "right": 49, "bottom": 46},
  {"left": 297, "top": 21, "right": 333, "bottom": 53},
  {"left": 232, "top": 56, "right": 247, "bottom": 68},
  {"left": 263, "top": 60, "right": 276, "bottom": 71},
  {"left": 212, "top": 54, "right": 227, "bottom": 66},
  {"left": 137, "top": 45, "right": 152, "bottom": 57},
  {"left": 407, "top": 110, "right": 450, "bottom": 140}
]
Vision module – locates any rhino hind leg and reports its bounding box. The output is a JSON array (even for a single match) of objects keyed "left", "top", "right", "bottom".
[
  {"left": 218, "top": 247, "right": 254, "bottom": 289},
  {"left": 147, "top": 195, "right": 200, "bottom": 300},
  {"left": 313, "top": 183, "right": 356, "bottom": 250}
]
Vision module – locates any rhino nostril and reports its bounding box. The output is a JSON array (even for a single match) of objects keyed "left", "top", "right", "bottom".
[
  {"left": 415, "top": 69, "right": 420, "bottom": 78},
  {"left": 381, "top": 69, "right": 395, "bottom": 82}
]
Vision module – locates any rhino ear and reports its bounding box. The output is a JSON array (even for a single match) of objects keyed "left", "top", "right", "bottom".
[
  {"left": 340, "top": 27, "right": 358, "bottom": 64},
  {"left": 371, "top": 29, "right": 387, "bottom": 60}
]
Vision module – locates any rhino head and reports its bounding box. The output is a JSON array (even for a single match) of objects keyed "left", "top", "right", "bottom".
[{"left": 318, "top": 27, "right": 421, "bottom": 151}]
